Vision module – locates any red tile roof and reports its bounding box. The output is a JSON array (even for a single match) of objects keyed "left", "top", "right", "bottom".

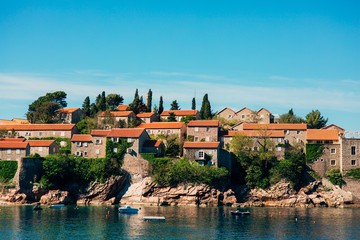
[
  {"left": 306, "top": 129, "right": 339, "bottom": 141},
  {"left": 91, "top": 130, "right": 111, "bottom": 136},
  {"left": 183, "top": 142, "right": 220, "bottom": 149},
  {"left": 0, "top": 142, "right": 29, "bottom": 149},
  {"left": 0, "top": 124, "right": 76, "bottom": 131},
  {"left": 58, "top": 108, "right": 80, "bottom": 114},
  {"left": 71, "top": 134, "right": 92, "bottom": 142},
  {"left": 138, "top": 122, "right": 185, "bottom": 129},
  {"left": 243, "top": 123, "right": 307, "bottom": 130},
  {"left": 137, "top": 112, "right": 155, "bottom": 118},
  {"left": 12, "top": 118, "right": 29, "bottom": 124},
  {"left": 107, "top": 128, "right": 145, "bottom": 138},
  {"left": 99, "top": 111, "right": 134, "bottom": 117},
  {"left": 143, "top": 140, "right": 162, "bottom": 148},
  {"left": 116, "top": 105, "right": 129, "bottom": 111},
  {"left": 160, "top": 110, "right": 199, "bottom": 116},
  {"left": 0, "top": 138, "right": 26, "bottom": 142},
  {"left": 321, "top": 124, "right": 345, "bottom": 134},
  {"left": 26, "top": 140, "right": 56, "bottom": 147},
  {"left": 222, "top": 130, "right": 285, "bottom": 138},
  {"left": 188, "top": 120, "right": 220, "bottom": 127}
]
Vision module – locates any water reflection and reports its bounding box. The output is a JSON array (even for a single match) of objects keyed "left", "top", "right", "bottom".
[{"left": 0, "top": 205, "right": 359, "bottom": 239}]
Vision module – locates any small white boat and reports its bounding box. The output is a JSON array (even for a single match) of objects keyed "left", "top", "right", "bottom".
[
  {"left": 119, "top": 205, "right": 139, "bottom": 214},
  {"left": 49, "top": 204, "right": 64, "bottom": 209},
  {"left": 143, "top": 216, "right": 165, "bottom": 221}
]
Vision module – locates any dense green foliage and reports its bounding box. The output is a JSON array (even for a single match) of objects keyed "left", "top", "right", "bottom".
[
  {"left": 142, "top": 154, "right": 229, "bottom": 187},
  {"left": 192, "top": 97, "right": 196, "bottom": 110},
  {"left": 200, "top": 94, "right": 212, "bottom": 120},
  {"left": 305, "top": 110, "right": 328, "bottom": 129},
  {"left": 180, "top": 115, "right": 196, "bottom": 124},
  {"left": 326, "top": 169, "right": 343, "bottom": 186},
  {"left": 305, "top": 143, "right": 324, "bottom": 163},
  {"left": 158, "top": 96, "right": 164, "bottom": 115},
  {"left": 106, "top": 94, "right": 124, "bottom": 110},
  {"left": 170, "top": 100, "right": 180, "bottom": 110},
  {"left": 128, "top": 89, "right": 144, "bottom": 114},
  {"left": 0, "top": 161, "right": 18, "bottom": 182},
  {"left": 344, "top": 168, "right": 360, "bottom": 179},
  {"left": 27, "top": 91, "right": 67, "bottom": 123},
  {"left": 167, "top": 112, "right": 176, "bottom": 122},
  {"left": 146, "top": 89, "right": 152, "bottom": 112},
  {"left": 279, "top": 108, "right": 303, "bottom": 123},
  {"left": 76, "top": 117, "right": 98, "bottom": 134},
  {"left": 82, "top": 96, "right": 91, "bottom": 117}
]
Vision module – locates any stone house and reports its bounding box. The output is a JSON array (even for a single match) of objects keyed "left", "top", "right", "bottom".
[
  {"left": 56, "top": 108, "right": 84, "bottom": 124},
  {"left": 138, "top": 122, "right": 187, "bottom": 142},
  {"left": 71, "top": 134, "right": 93, "bottom": 158},
  {"left": 0, "top": 124, "right": 78, "bottom": 139},
  {"left": 187, "top": 120, "right": 220, "bottom": 142},
  {"left": 256, "top": 108, "right": 275, "bottom": 124},
  {"left": 220, "top": 130, "right": 285, "bottom": 159},
  {"left": 322, "top": 124, "right": 345, "bottom": 136},
  {"left": 237, "top": 123, "right": 307, "bottom": 146},
  {"left": 88, "top": 130, "right": 110, "bottom": 158},
  {"left": 183, "top": 142, "right": 221, "bottom": 167},
  {"left": 97, "top": 111, "right": 136, "bottom": 128},
  {"left": 216, "top": 107, "right": 236, "bottom": 120},
  {"left": 0, "top": 141, "right": 30, "bottom": 161},
  {"left": 341, "top": 133, "right": 360, "bottom": 172},
  {"left": 137, "top": 112, "right": 157, "bottom": 123},
  {"left": 233, "top": 107, "right": 256, "bottom": 122},
  {"left": 160, "top": 110, "right": 200, "bottom": 122},
  {"left": 27, "top": 140, "right": 59, "bottom": 157}
]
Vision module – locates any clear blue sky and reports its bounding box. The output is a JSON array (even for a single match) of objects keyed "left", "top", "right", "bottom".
[{"left": 0, "top": 1, "right": 359, "bottom": 130}]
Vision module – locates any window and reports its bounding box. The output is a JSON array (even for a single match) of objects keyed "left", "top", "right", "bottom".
[
  {"left": 61, "top": 132, "right": 65, "bottom": 137},
  {"left": 84, "top": 152, "right": 88, "bottom": 157},
  {"left": 277, "top": 147, "right": 282, "bottom": 152},
  {"left": 148, "top": 130, "right": 152, "bottom": 134},
  {"left": 60, "top": 141, "right": 66, "bottom": 147},
  {"left": 260, "top": 115, "right": 264, "bottom": 119},
  {"left": 16, "top": 149, "right": 20, "bottom": 154},
  {"left": 351, "top": 160, "right": 356, "bottom": 166},
  {"left": 242, "top": 115, "right": 245, "bottom": 119},
  {"left": 206, "top": 127, "right": 210, "bottom": 132},
  {"left": 297, "top": 131, "right": 300, "bottom": 134},
  {"left": 95, "top": 149, "right": 100, "bottom": 155},
  {"left": 76, "top": 142, "right": 82, "bottom": 147},
  {"left": 195, "top": 127, "right": 199, "bottom": 132},
  {"left": 320, "top": 159, "right": 324, "bottom": 162},
  {"left": 76, "top": 151, "right": 81, "bottom": 156},
  {"left": 39, "top": 132, "right": 43, "bottom": 137},
  {"left": 113, "top": 148, "right": 118, "bottom": 153},
  {"left": 39, "top": 147, "right": 43, "bottom": 152},
  {"left": 297, "top": 138, "right": 300, "bottom": 143},
  {"left": 351, "top": 146, "right": 356, "bottom": 155},
  {"left": 95, "top": 139, "right": 102, "bottom": 145},
  {"left": 7, "top": 149, "right": 11, "bottom": 154},
  {"left": 315, "top": 159, "right": 318, "bottom": 162},
  {"left": 197, "top": 151, "right": 204, "bottom": 159},
  {"left": 330, "top": 160, "right": 336, "bottom": 166},
  {"left": 209, "top": 151, "right": 213, "bottom": 155},
  {"left": 84, "top": 142, "right": 88, "bottom": 147},
  {"left": 195, "top": 137, "right": 199, "bottom": 142},
  {"left": 206, "top": 137, "right": 210, "bottom": 142},
  {"left": 286, "top": 130, "right": 290, "bottom": 135},
  {"left": 127, "top": 138, "right": 133, "bottom": 143},
  {"left": 167, "top": 130, "right": 172, "bottom": 134},
  {"left": 157, "top": 130, "right": 161, "bottom": 133},
  {"left": 330, "top": 148, "right": 336, "bottom": 154},
  {"left": 53, "top": 131, "right": 56, "bottom": 136},
  {"left": 228, "top": 115, "right": 232, "bottom": 119},
  {"left": 277, "top": 138, "right": 282, "bottom": 143}
]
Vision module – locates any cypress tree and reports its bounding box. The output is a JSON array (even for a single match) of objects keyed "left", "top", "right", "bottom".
[
  {"left": 82, "top": 96, "right": 91, "bottom": 117},
  {"left": 128, "top": 89, "right": 142, "bottom": 114},
  {"left": 200, "top": 94, "right": 208, "bottom": 119},
  {"left": 146, "top": 89, "right": 152, "bottom": 112},
  {"left": 158, "top": 96, "right": 164, "bottom": 115},
  {"left": 192, "top": 97, "right": 196, "bottom": 110}
]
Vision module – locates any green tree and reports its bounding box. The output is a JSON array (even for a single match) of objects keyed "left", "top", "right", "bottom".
[
  {"left": 180, "top": 115, "right": 196, "bottom": 124},
  {"left": 200, "top": 94, "right": 212, "bottom": 119},
  {"left": 192, "top": 97, "right": 196, "bottom": 110},
  {"left": 128, "top": 89, "right": 143, "bottom": 114},
  {"left": 90, "top": 103, "right": 98, "bottom": 118},
  {"left": 279, "top": 108, "right": 303, "bottom": 123},
  {"left": 97, "top": 91, "right": 107, "bottom": 111},
  {"left": 106, "top": 94, "right": 124, "bottom": 110},
  {"left": 146, "top": 89, "right": 152, "bottom": 112},
  {"left": 158, "top": 96, "right": 164, "bottom": 114},
  {"left": 326, "top": 169, "right": 343, "bottom": 186},
  {"left": 170, "top": 100, "right": 180, "bottom": 110},
  {"left": 305, "top": 109, "right": 328, "bottom": 129},
  {"left": 82, "top": 96, "right": 91, "bottom": 117},
  {"left": 76, "top": 117, "right": 98, "bottom": 134},
  {"left": 167, "top": 112, "right": 176, "bottom": 122}
]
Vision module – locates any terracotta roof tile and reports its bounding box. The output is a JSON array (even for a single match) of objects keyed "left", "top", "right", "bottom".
[
  {"left": 243, "top": 123, "right": 307, "bottom": 130},
  {"left": 222, "top": 130, "right": 284, "bottom": 138},
  {"left": 58, "top": 108, "right": 80, "bottom": 114},
  {"left": 11, "top": 118, "right": 29, "bottom": 124},
  {"left": 116, "top": 105, "right": 129, "bottom": 111},
  {"left": 160, "top": 110, "right": 199, "bottom": 116},
  {"left": 107, "top": 128, "right": 145, "bottom": 138},
  {"left": 183, "top": 142, "right": 220, "bottom": 149},
  {"left": 71, "top": 135, "right": 92, "bottom": 142},
  {"left": 26, "top": 140, "right": 56, "bottom": 147},
  {"left": 188, "top": 120, "right": 220, "bottom": 127},
  {"left": 0, "top": 142, "right": 29, "bottom": 149},
  {"left": 99, "top": 111, "right": 134, "bottom": 117},
  {"left": 0, "top": 119, "right": 19, "bottom": 125},
  {"left": 0, "top": 124, "right": 76, "bottom": 131},
  {"left": 138, "top": 122, "right": 185, "bottom": 129},
  {"left": 143, "top": 140, "right": 162, "bottom": 148},
  {"left": 306, "top": 129, "right": 339, "bottom": 141},
  {"left": 137, "top": 112, "right": 155, "bottom": 118},
  {"left": 91, "top": 130, "right": 111, "bottom": 136},
  {"left": 0, "top": 138, "right": 26, "bottom": 142}
]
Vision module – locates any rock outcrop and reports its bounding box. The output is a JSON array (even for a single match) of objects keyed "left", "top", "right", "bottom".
[{"left": 40, "top": 190, "right": 72, "bottom": 205}]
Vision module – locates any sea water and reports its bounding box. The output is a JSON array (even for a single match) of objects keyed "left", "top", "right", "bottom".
[{"left": 0, "top": 205, "right": 359, "bottom": 239}]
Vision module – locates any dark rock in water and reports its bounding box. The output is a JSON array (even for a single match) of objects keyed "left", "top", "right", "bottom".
[{"left": 40, "top": 190, "right": 72, "bottom": 205}]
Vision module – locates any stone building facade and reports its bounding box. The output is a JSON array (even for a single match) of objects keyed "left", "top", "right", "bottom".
[
  {"left": 56, "top": 108, "right": 85, "bottom": 124},
  {"left": 183, "top": 142, "right": 220, "bottom": 167},
  {"left": 138, "top": 122, "right": 187, "bottom": 142},
  {"left": 160, "top": 110, "right": 200, "bottom": 122},
  {"left": 187, "top": 120, "right": 220, "bottom": 142},
  {"left": 0, "top": 124, "right": 78, "bottom": 139},
  {"left": 27, "top": 140, "right": 59, "bottom": 157},
  {"left": 0, "top": 141, "right": 30, "bottom": 161}
]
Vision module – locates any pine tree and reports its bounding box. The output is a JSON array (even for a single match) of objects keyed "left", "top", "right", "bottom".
[
  {"left": 82, "top": 96, "right": 91, "bottom": 117},
  {"left": 167, "top": 112, "right": 176, "bottom": 122},
  {"left": 146, "top": 89, "right": 152, "bottom": 112},
  {"left": 170, "top": 100, "right": 180, "bottom": 110},
  {"left": 192, "top": 97, "right": 196, "bottom": 110},
  {"left": 158, "top": 96, "right": 164, "bottom": 115},
  {"left": 128, "top": 89, "right": 143, "bottom": 114}
]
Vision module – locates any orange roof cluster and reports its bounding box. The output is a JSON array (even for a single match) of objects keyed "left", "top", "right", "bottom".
[
  {"left": 12, "top": 118, "right": 29, "bottom": 124},
  {"left": 58, "top": 108, "right": 80, "bottom": 114},
  {"left": 183, "top": 142, "right": 220, "bottom": 149},
  {"left": 143, "top": 140, "right": 162, "bottom": 148},
  {"left": 0, "top": 138, "right": 25, "bottom": 142},
  {"left": 100, "top": 111, "right": 134, "bottom": 117},
  {"left": 26, "top": 140, "right": 56, "bottom": 147},
  {"left": 71, "top": 134, "right": 92, "bottom": 142},
  {"left": 223, "top": 130, "right": 285, "bottom": 138},
  {"left": 138, "top": 122, "right": 185, "bottom": 129},
  {"left": 0, "top": 124, "right": 76, "bottom": 131},
  {"left": 161, "top": 110, "right": 199, "bottom": 116},
  {"left": 188, "top": 120, "right": 220, "bottom": 127},
  {"left": 116, "top": 105, "right": 129, "bottom": 111},
  {"left": 107, "top": 128, "right": 145, "bottom": 138},
  {"left": 0, "top": 119, "right": 29, "bottom": 125},
  {"left": 137, "top": 112, "right": 155, "bottom": 118},
  {"left": 243, "top": 123, "right": 307, "bottom": 130},
  {"left": 0, "top": 142, "right": 29, "bottom": 149},
  {"left": 306, "top": 129, "right": 339, "bottom": 141},
  {"left": 91, "top": 130, "right": 111, "bottom": 136}
]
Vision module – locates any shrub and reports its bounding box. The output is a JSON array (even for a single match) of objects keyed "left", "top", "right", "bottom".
[
  {"left": 0, "top": 161, "right": 18, "bottom": 182},
  {"left": 326, "top": 169, "right": 343, "bottom": 186},
  {"left": 187, "top": 135, "right": 194, "bottom": 142},
  {"left": 344, "top": 168, "right": 360, "bottom": 179}
]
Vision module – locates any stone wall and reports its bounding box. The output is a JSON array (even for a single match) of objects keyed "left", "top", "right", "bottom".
[
  {"left": 341, "top": 138, "right": 360, "bottom": 171},
  {"left": 121, "top": 153, "right": 149, "bottom": 183},
  {"left": 187, "top": 126, "right": 218, "bottom": 142}
]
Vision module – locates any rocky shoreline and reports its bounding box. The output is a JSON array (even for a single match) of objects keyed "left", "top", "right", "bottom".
[{"left": 0, "top": 175, "right": 358, "bottom": 208}]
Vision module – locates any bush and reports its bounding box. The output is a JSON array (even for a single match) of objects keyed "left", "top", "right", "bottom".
[
  {"left": 326, "top": 169, "right": 343, "bottom": 186},
  {"left": 0, "top": 161, "right": 18, "bottom": 182},
  {"left": 344, "top": 168, "right": 360, "bottom": 179}
]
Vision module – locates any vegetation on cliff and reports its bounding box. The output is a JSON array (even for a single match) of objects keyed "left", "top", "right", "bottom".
[{"left": 0, "top": 161, "right": 18, "bottom": 182}]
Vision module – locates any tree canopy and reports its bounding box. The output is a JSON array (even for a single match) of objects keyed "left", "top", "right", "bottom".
[
  {"left": 106, "top": 94, "right": 124, "bottom": 110},
  {"left": 170, "top": 100, "right": 180, "bottom": 110},
  {"left": 158, "top": 96, "right": 164, "bottom": 115},
  {"left": 127, "top": 89, "right": 144, "bottom": 114},
  {"left": 192, "top": 97, "right": 196, "bottom": 110},
  {"left": 305, "top": 110, "right": 328, "bottom": 129},
  {"left": 279, "top": 108, "right": 303, "bottom": 123},
  {"left": 146, "top": 89, "right": 152, "bottom": 112},
  {"left": 200, "top": 94, "right": 212, "bottom": 119}
]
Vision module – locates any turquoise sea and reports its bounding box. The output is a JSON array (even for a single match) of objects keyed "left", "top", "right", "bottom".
[{"left": 0, "top": 205, "right": 359, "bottom": 239}]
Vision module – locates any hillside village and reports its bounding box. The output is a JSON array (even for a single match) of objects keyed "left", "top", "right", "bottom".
[{"left": 0, "top": 90, "right": 360, "bottom": 206}]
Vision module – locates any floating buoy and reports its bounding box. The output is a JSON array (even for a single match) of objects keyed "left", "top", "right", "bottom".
[
  {"left": 37, "top": 211, "right": 38, "bottom": 214},
  {"left": 295, "top": 218, "right": 298, "bottom": 222},
  {"left": 108, "top": 211, "right": 110, "bottom": 214}
]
